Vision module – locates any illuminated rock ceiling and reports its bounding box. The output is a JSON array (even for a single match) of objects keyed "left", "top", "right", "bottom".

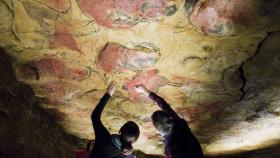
[{"left": 0, "top": 0, "right": 280, "bottom": 157}]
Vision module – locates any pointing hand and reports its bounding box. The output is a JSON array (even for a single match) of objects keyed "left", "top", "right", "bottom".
[
  {"left": 135, "top": 85, "right": 150, "bottom": 96},
  {"left": 106, "top": 81, "right": 117, "bottom": 96}
]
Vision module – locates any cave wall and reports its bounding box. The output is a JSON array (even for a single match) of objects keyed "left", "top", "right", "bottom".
[
  {"left": 0, "top": 0, "right": 280, "bottom": 157},
  {"left": 194, "top": 32, "right": 280, "bottom": 156},
  {"left": 0, "top": 48, "right": 86, "bottom": 157}
]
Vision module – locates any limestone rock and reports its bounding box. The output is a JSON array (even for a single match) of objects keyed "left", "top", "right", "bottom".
[
  {"left": 188, "top": 0, "right": 280, "bottom": 35},
  {"left": 0, "top": 0, "right": 280, "bottom": 157}
]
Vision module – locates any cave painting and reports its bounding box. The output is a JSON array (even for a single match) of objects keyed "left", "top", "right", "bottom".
[
  {"left": 19, "top": 57, "right": 92, "bottom": 108},
  {"left": 187, "top": 0, "right": 280, "bottom": 35},
  {"left": 20, "top": 57, "right": 90, "bottom": 81},
  {"left": 79, "top": 0, "right": 180, "bottom": 28},
  {"left": 98, "top": 43, "right": 160, "bottom": 73},
  {"left": 184, "top": 0, "right": 198, "bottom": 15},
  {"left": 171, "top": 76, "right": 200, "bottom": 85},
  {"left": 27, "top": 0, "right": 71, "bottom": 12},
  {"left": 42, "top": 80, "right": 78, "bottom": 105},
  {"left": 177, "top": 101, "right": 229, "bottom": 122},
  {"left": 46, "top": 0, "right": 70, "bottom": 12},
  {"left": 189, "top": 0, "right": 254, "bottom": 35},
  {"left": 123, "top": 69, "right": 168, "bottom": 102},
  {"left": 50, "top": 21, "right": 80, "bottom": 52},
  {"left": 3, "top": 0, "right": 280, "bottom": 156}
]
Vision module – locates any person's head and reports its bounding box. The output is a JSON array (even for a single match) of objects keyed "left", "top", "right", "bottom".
[
  {"left": 119, "top": 121, "right": 140, "bottom": 155},
  {"left": 118, "top": 121, "right": 140, "bottom": 155},
  {"left": 151, "top": 110, "right": 174, "bottom": 136},
  {"left": 119, "top": 121, "right": 140, "bottom": 144}
]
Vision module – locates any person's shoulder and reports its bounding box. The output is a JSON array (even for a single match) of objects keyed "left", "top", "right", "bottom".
[
  {"left": 174, "top": 116, "right": 187, "bottom": 124},
  {"left": 173, "top": 117, "right": 190, "bottom": 131}
]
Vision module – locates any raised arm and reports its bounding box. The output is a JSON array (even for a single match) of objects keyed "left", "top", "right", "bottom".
[
  {"left": 149, "top": 92, "right": 179, "bottom": 118},
  {"left": 91, "top": 81, "right": 116, "bottom": 145},
  {"left": 135, "top": 85, "right": 179, "bottom": 118}
]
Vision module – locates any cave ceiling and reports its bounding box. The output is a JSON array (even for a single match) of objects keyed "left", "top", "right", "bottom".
[{"left": 0, "top": 0, "right": 280, "bottom": 156}]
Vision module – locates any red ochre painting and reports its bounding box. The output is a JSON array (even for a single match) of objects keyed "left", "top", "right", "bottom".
[
  {"left": 123, "top": 69, "right": 168, "bottom": 102},
  {"left": 79, "top": 0, "right": 179, "bottom": 28},
  {"left": 3, "top": 0, "right": 280, "bottom": 156},
  {"left": 50, "top": 21, "right": 80, "bottom": 52},
  {"left": 98, "top": 43, "right": 160, "bottom": 73}
]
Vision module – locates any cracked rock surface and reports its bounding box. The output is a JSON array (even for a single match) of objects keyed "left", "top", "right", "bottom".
[{"left": 0, "top": 0, "right": 280, "bottom": 157}]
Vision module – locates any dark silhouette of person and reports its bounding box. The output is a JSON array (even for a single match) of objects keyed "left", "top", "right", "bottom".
[
  {"left": 135, "top": 85, "right": 204, "bottom": 158},
  {"left": 90, "top": 81, "right": 140, "bottom": 158}
]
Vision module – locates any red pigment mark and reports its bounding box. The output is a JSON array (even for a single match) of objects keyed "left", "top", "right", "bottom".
[
  {"left": 123, "top": 69, "right": 168, "bottom": 102},
  {"left": 138, "top": 0, "right": 169, "bottom": 19},
  {"left": 177, "top": 101, "right": 229, "bottom": 122},
  {"left": 75, "top": 110, "right": 91, "bottom": 118},
  {"left": 47, "top": 0, "right": 70, "bottom": 12},
  {"left": 190, "top": 0, "right": 254, "bottom": 35},
  {"left": 114, "top": 0, "right": 168, "bottom": 19},
  {"left": 98, "top": 43, "right": 159, "bottom": 73},
  {"left": 79, "top": 0, "right": 115, "bottom": 28},
  {"left": 42, "top": 81, "right": 77, "bottom": 105},
  {"left": 142, "top": 121, "right": 154, "bottom": 128},
  {"left": 171, "top": 76, "right": 200, "bottom": 85},
  {"left": 114, "top": 0, "right": 142, "bottom": 15},
  {"left": 143, "top": 131, "right": 161, "bottom": 140},
  {"left": 21, "top": 57, "right": 89, "bottom": 81},
  {"left": 51, "top": 21, "right": 80, "bottom": 52},
  {"left": 79, "top": 0, "right": 174, "bottom": 29}
]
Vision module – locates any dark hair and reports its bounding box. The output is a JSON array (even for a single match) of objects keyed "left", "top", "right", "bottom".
[
  {"left": 119, "top": 121, "right": 140, "bottom": 143},
  {"left": 121, "top": 142, "right": 133, "bottom": 155},
  {"left": 151, "top": 110, "right": 174, "bottom": 135}
]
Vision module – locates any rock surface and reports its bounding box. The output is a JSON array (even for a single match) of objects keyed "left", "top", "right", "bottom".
[
  {"left": 79, "top": 0, "right": 181, "bottom": 28},
  {"left": 0, "top": 0, "right": 280, "bottom": 157},
  {"left": 0, "top": 48, "right": 86, "bottom": 158}
]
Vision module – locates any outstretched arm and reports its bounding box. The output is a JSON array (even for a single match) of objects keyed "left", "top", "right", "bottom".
[
  {"left": 149, "top": 92, "right": 179, "bottom": 118},
  {"left": 91, "top": 81, "right": 116, "bottom": 145},
  {"left": 135, "top": 85, "right": 179, "bottom": 118}
]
